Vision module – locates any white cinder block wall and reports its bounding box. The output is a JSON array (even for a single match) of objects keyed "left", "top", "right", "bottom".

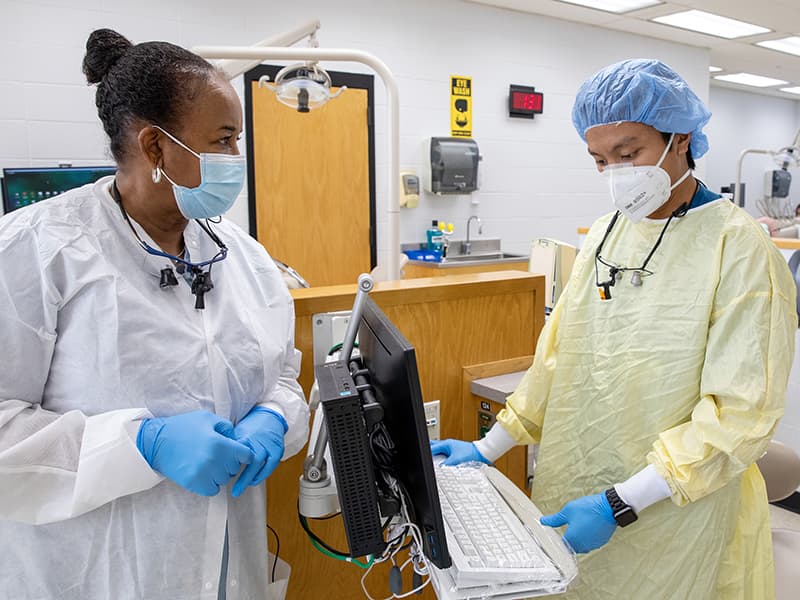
[
  {"left": 705, "top": 85, "right": 800, "bottom": 218},
  {"left": 2, "top": 0, "right": 799, "bottom": 459},
  {"left": 1, "top": 0, "right": 711, "bottom": 251},
  {"left": 705, "top": 86, "right": 800, "bottom": 459}
]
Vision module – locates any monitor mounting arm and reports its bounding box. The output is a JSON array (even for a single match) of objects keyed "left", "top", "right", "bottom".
[{"left": 299, "top": 274, "right": 374, "bottom": 518}]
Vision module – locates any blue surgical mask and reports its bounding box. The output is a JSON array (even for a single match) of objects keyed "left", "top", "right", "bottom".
[{"left": 154, "top": 125, "right": 245, "bottom": 220}]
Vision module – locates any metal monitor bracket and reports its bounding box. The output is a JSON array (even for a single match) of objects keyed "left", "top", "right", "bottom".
[{"left": 298, "top": 273, "right": 374, "bottom": 518}]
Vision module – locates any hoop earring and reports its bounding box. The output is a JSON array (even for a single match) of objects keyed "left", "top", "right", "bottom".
[{"left": 152, "top": 166, "right": 162, "bottom": 184}]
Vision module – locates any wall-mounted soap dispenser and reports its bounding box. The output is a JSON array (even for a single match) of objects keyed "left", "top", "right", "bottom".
[
  {"left": 399, "top": 171, "right": 420, "bottom": 208},
  {"left": 426, "top": 137, "right": 480, "bottom": 195}
]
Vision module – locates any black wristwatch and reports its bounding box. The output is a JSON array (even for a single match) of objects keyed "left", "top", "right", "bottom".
[{"left": 605, "top": 487, "right": 638, "bottom": 527}]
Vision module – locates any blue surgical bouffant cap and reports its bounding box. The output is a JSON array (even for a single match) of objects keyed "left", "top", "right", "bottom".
[{"left": 572, "top": 59, "right": 712, "bottom": 158}]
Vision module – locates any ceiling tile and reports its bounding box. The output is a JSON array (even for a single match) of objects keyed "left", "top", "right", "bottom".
[{"left": 465, "top": 0, "right": 800, "bottom": 99}]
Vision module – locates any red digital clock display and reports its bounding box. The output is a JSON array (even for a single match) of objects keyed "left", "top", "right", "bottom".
[
  {"left": 509, "top": 85, "right": 544, "bottom": 119},
  {"left": 512, "top": 92, "right": 542, "bottom": 112}
]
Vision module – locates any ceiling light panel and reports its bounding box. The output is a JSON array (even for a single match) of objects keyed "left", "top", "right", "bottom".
[
  {"left": 708, "top": 66, "right": 723, "bottom": 72},
  {"left": 780, "top": 87, "right": 800, "bottom": 95},
  {"left": 652, "top": 10, "right": 770, "bottom": 39},
  {"left": 555, "top": 0, "right": 662, "bottom": 14},
  {"left": 757, "top": 37, "right": 800, "bottom": 57},
  {"left": 714, "top": 73, "right": 788, "bottom": 87}
]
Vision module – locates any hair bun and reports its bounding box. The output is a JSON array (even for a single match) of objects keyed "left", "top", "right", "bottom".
[{"left": 83, "top": 29, "right": 133, "bottom": 84}]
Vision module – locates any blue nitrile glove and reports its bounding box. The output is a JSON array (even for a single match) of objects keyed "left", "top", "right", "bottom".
[
  {"left": 231, "top": 406, "right": 288, "bottom": 497},
  {"left": 429, "top": 439, "right": 491, "bottom": 466},
  {"left": 136, "top": 410, "right": 254, "bottom": 497},
  {"left": 540, "top": 493, "right": 617, "bottom": 554}
]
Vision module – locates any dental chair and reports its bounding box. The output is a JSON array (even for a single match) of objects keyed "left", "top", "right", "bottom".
[
  {"left": 273, "top": 259, "right": 310, "bottom": 289},
  {"left": 529, "top": 238, "right": 577, "bottom": 314},
  {"left": 756, "top": 440, "right": 800, "bottom": 599},
  {"left": 788, "top": 251, "right": 800, "bottom": 324},
  {"left": 370, "top": 253, "right": 409, "bottom": 282}
]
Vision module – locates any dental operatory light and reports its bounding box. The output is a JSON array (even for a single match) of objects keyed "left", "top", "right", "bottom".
[
  {"left": 194, "top": 20, "right": 403, "bottom": 279},
  {"left": 259, "top": 62, "right": 346, "bottom": 113},
  {"left": 773, "top": 147, "right": 800, "bottom": 170}
]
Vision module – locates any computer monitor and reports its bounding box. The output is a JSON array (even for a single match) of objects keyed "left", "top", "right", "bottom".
[
  {"left": 529, "top": 238, "right": 577, "bottom": 313},
  {"left": 2, "top": 166, "right": 116, "bottom": 214},
  {"left": 315, "top": 296, "right": 451, "bottom": 569}
]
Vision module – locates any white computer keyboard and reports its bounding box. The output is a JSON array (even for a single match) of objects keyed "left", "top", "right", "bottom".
[{"left": 434, "top": 464, "right": 563, "bottom": 588}]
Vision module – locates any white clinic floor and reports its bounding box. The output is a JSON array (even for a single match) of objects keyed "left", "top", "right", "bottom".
[
  {"left": 770, "top": 503, "right": 800, "bottom": 532},
  {"left": 771, "top": 503, "right": 800, "bottom": 600}
]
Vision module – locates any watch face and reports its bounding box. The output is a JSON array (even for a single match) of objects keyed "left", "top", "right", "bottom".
[{"left": 614, "top": 507, "right": 638, "bottom": 527}]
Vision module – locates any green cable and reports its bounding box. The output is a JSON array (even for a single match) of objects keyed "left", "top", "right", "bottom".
[
  {"left": 308, "top": 537, "right": 374, "bottom": 569},
  {"left": 327, "top": 341, "right": 358, "bottom": 356}
]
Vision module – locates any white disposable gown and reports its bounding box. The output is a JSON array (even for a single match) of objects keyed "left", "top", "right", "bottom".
[
  {"left": 0, "top": 177, "right": 309, "bottom": 599},
  {"left": 498, "top": 198, "right": 796, "bottom": 599}
]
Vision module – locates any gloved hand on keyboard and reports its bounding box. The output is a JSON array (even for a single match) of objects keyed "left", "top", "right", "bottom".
[
  {"left": 136, "top": 410, "right": 254, "bottom": 497},
  {"left": 540, "top": 493, "right": 617, "bottom": 554},
  {"left": 430, "top": 439, "right": 491, "bottom": 466},
  {"left": 231, "top": 406, "right": 288, "bottom": 497}
]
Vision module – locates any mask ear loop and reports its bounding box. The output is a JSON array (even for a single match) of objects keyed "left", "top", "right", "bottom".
[
  {"left": 657, "top": 132, "right": 692, "bottom": 190},
  {"left": 151, "top": 124, "right": 202, "bottom": 187},
  {"left": 670, "top": 168, "right": 692, "bottom": 191},
  {"left": 655, "top": 133, "right": 676, "bottom": 169},
  {"left": 151, "top": 124, "right": 201, "bottom": 159}
]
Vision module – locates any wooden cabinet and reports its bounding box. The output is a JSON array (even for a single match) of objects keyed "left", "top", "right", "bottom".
[
  {"left": 403, "top": 261, "right": 529, "bottom": 279},
  {"left": 461, "top": 357, "right": 534, "bottom": 492},
  {"left": 267, "top": 272, "right": 545, "bottom": 599}
]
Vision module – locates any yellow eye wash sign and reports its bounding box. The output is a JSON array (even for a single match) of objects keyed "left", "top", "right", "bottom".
[{"left": 451, "top": 76, "right": 472, "bottom": 138}]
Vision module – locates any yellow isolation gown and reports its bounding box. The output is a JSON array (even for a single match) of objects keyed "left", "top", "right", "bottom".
[{"left": 497, "top": 197, "right": 796, "bottom": 599}]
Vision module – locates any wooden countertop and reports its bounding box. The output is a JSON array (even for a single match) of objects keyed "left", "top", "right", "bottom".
[
  {"left": 290, "top": 270, "right": 538, "bottom": 313},
  {"left": 773, "top": 238, "right": 800, "bottom": 250},
  {"left": 470, "top": 370, "right": 527, "bottom": 404}
]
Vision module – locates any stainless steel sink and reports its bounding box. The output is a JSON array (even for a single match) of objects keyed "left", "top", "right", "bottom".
[
  {"left": 402, "top": 239, "right": 528, "bottom": 268},
  {"left": 441, "top": 252, "right": 526, "bottom": 263}
]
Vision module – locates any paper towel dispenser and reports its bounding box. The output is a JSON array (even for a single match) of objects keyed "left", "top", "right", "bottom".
[{"left": 427, "top": 137, "right": 480, "bottom": 194}]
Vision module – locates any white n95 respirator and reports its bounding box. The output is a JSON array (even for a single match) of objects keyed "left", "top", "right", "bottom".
[{"left": 603, "top": 133, "right": 690, "bottom": 223}]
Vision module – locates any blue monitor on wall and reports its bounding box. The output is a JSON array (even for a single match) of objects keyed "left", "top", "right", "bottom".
[{"left": 2, "top": 166, "right": 116, "bottom": 214}]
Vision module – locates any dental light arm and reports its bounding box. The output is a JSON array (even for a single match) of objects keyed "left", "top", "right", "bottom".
[
  {"left": 207, "top": 19, "right": 321, "bottom": 80},
  {"left": 735, "top": 129, "right": 800, "bottom": 210},
  {"left": 735, "top": 148, "right": 772, "bottom": 208}
]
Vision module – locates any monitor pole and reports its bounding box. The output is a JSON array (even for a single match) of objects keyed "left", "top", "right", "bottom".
[{"left": 299, "top": 274, "right": 374, "bottom": 517}]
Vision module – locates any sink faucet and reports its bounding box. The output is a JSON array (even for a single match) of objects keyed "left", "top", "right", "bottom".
[{"left": 462, "top": 216, "right": 482, "bottom": 255}]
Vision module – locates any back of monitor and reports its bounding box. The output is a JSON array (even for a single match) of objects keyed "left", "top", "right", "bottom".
[{"left": 528, "top": 239, "right": 577, "bottom": 310}]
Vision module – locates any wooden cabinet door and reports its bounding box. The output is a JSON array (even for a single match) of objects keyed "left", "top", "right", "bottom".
[{"left": 246, "top": 67, "right": 374, "bottom": 286}]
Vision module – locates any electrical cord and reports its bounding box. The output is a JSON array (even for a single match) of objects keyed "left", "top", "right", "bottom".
[
  {"left": 360, "top": 517, "right": 431, "bottom": 599},
  {"left": 308, "top": 510, "right": 345, "bottom": 521},
  {"left": 266, "top": 524, "right": 280, "bottom": 583},
  {"left": 382, "top": 523, "right": 409, "bottom": 550},
  {"left": 369, "top": 422, "right": 397, "bottom": 471},
  {"left": 328, "top": 341, "right": 358, "bottom": 357},
  {"left": 301, "top": 360, "right": 431, "bottom": 597},
  {"left": 298, "top": 511, "right": 350, "bottom": 557},
  {"left": 309, "top": 537, "right": 374, "bottom": 569},
  {"left": 297, "top": 507, "right": 377, "bottom": 569},
  {"left": 359, "top": 475, "right": 432, "bottom": 600}
]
